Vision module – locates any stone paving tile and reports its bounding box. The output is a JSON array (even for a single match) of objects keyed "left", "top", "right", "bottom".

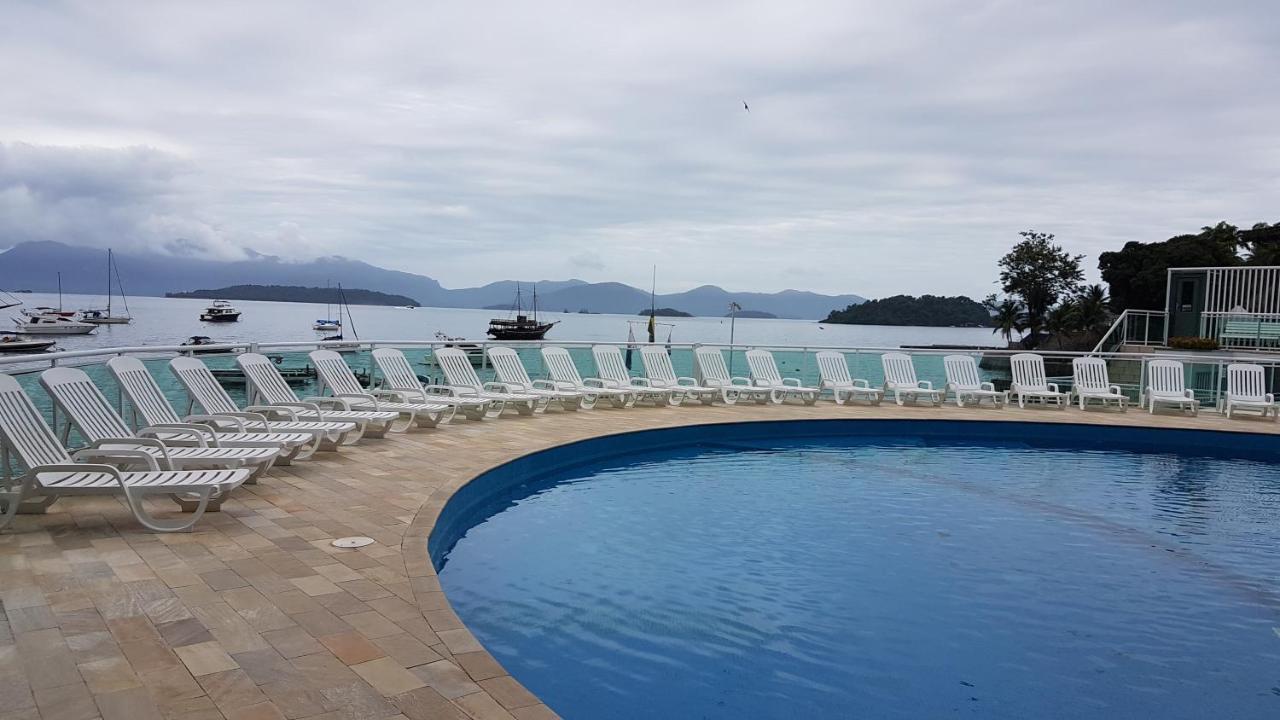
[{"left": 4, "top": 402, "right": 1273, "bottom": 720}]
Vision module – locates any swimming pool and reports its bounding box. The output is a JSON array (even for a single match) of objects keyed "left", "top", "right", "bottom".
[{"left": 434, "top": 420, "right": 1280, "bottom": 719}]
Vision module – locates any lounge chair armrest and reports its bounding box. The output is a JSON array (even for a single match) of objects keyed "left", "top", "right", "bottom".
[
  {"left": 202, "top": 411, "right": 264, "bottom": 427},
  {"left": 483, "top": 382, "right": 515, "bottom": 393},
  {"left": 853, "top": 379, "right": 872, "bottom": 389},
  {"left": 1183, "top": 389, "right": 1195, "bottom": 399},
  {"left": 147, "top": 423, "right": 219, "bottom": 446},
  {"left": 582, "top": 378, "right": 609, "bottom": 388},
  {"left": 676, "top": 377, "right": 699, "bottom": 386},
  {"left": 369, "top": 389, "right": 407, "bottom": 402},
  {"left": 245, "top": 405, "right": 299, "bottom": 421},
  {"left": 731, "top": 377, "right": 754, "bottom": 386},
  {"left": 1108, "top": 385, "right": 1123, "bottom": 395},
  {"left": 980, "top": 382, "right": 995, "bottom": 392},
  {"left": 421, "top": 385, "right": 459, "bottom": 397},
  {"left": 1268, "top": 393, "right": 1275, "bottom": 404},
  {"left": 338, "top": 392, "right": 381, "bottom": 408},
  {"left": 72, "top": 448, "right": 163, "bottom": 472},
  {"left": 31, "top": 463, "right": 126, "bottom": 487},
  {"left": 629, "top": 378, "right": 652, "bottom": 387},
  {"left": 136, "top": 426, "right": 208, "bottom": 447},
  {"left": 782, "top": 378, "right": 802, "bottom": 387},
  {"left": 918, "top": 380, "right": 934, "bottom": 390},
  {"left": 446, "top": 385, "right": 482, "bottom": 398},
  {"left": 531, "top": 380, "right": 558, "bottom": 391},
  {"left": 300, "top": 397, "right": 347, "bottom": 411},
  {"left": 1047, "top": 383, "right": 1060, "bottom": 393}
]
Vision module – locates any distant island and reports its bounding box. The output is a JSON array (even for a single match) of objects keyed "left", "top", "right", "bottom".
[
  {"left": 824, "top": 294, "right": 993, "bottom": 327},
  {"left": 166, "top": 284, "right": 419, "bottom": 307},
  {"left": 639, "top": 308, "right": 693, "bottom": 317},
  {"left": 727, "top": 309, "right": 777, "bottom": 319}
]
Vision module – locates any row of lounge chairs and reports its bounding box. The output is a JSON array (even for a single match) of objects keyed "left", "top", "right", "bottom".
[{"left": 1, "top": 346, "right": 1275, "bottom": 533}]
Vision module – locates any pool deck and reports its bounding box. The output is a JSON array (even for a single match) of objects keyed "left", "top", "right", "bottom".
[{"left": 2, "top": 401, "right": 1278, "bottom": 720}]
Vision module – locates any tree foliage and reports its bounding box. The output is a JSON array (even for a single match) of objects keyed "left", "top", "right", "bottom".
[
  {"left": 823, "top": 294, "right": 993, "bottom": 327},
  {"left": 995, "top": 231, "right": 1085, "bottom": 345}
]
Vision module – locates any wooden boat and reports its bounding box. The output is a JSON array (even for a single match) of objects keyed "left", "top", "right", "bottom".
[{"left": 486, "top": 284, "right": 557, "bottom": 340}]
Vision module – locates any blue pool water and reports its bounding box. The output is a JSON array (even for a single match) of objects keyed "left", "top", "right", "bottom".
[{"left": 435, "top": 421, "right": 1280, "bottom": 719}]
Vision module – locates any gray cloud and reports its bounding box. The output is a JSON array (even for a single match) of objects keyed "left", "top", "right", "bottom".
[{"left": 0, "top": 0, "right": 1276, "bottom": 296}]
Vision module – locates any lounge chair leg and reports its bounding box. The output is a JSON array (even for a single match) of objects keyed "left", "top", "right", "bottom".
[{"left": 127, "top": 488, "right": 214, "bottom": 532}]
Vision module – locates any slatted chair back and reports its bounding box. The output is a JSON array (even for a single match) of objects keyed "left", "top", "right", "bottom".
[
  {"left": 881, "top": 353, "right": 920, "bottom": 389},
  {"left": 1146, "top": 360, "right": 1186, "bottom": 398},
  {"left": 943, "top": 355, "right": 983, "bottom": 390},
  {"left": 236, "top": 354, "right": 301, "bottom": 405},
  {"left": 39, "top": 367, "right": 134, "bottom": 442},
  {"left": 1011, "top": 354, "right": 1050, "bottom": 392},
  {"left": 592, "top": 346, "right": 633, "bottom": 386},
  {"left": 371, "top": 348, "right": 421, "bottom": 394},
  {"left": 745, "top": 350, "right": 783, "bottom": 385},
  {"left": 695, "top": 347, "right": 732, "bottom": 385},
  {"left": 108, "top": 357, "right": 183, "bottom": 425},
  {"left": 1227, "top": 363, "right": 1268, "bottom": 401},
  {"left": 435, "top": 348, "right": 484, "bottom": 390},
  {"left": 816, "top": 351, "right": 853, "bottom": 386},
  {"left": 487, "top": 347, "right": 534, "bottom": 387},
  {"left": 0, "top": 373, "right": 73, "bottom": 467},
  {"left": 542, "top": 347, "right": 585, "bottom": 386},
  {"left": 170, "top": 357, "right": 241, "bottom": 415},
  {"left": 639, "top": 346, "right": 680, "bottom": 386},
  {"left": 1072, "top": 357, "right": 1111, "bottom": 392},
  {"left": 310, "top": 350, "right": 366, "bottom": 396}
]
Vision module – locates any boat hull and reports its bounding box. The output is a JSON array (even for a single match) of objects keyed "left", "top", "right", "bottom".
[
  {"left": 0, "top": 339, "right": 57, "bottom": 353},
  {"left": 13, "top": 323, "right": 96, "bottom": 335},
  {"left": 486, "top": 323, "right": 556, "bottom": 340},
  {"left": 83, "top": 317, "right": 132, "bottom": 324},
  {"left": 200, "top": 313, "right": 241, "bottom": 323}
]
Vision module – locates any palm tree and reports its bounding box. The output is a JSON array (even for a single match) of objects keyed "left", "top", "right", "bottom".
[
  {"left": 991, "top": 298, "right": 1024, "bottom": 346},
  {"left": 1074, "top": 284, "right": 1111, "bottom": 338},
  {"left": 1045, "top": 302, "right": 1078, "bottom": 349}
]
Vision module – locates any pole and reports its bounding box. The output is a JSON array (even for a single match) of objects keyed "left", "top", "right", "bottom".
[
  {"left": 728, "top": 301, "right": 739, "bottom": 375},
  {"left": 106, "top": 249, "right": 112, "bottom": 315},
  {"left": 57, "top": 272, "right": 62, "bottom": 311}
]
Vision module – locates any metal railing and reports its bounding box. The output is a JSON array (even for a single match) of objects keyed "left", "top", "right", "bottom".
[
  {"left": 1092, "top": 309, "right": 1168, "bottom": 353},
  {"left": 5, "top": 338, "right": 1280, "bottom": 425}
]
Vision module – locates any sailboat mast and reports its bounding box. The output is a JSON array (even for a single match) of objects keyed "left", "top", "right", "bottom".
[
  {"left": 106, "top": 249, "right": 113, "bottom": 315},
  {"left": 57, "top": 272, "right": 63, "bottom": 311}
]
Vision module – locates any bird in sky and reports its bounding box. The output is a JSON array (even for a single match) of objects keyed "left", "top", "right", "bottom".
[{"left": 743, "top": 101, "right": 750, "bottom": 112}]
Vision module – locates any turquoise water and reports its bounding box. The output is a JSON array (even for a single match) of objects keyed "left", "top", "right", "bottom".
[{"left": 437, "top": 422, "right": 1280, "bottom": 719}]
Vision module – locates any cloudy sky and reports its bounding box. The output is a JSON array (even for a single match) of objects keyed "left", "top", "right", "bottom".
[{"left": 0, "top": 1, "right": 1276, "bottom": 297}]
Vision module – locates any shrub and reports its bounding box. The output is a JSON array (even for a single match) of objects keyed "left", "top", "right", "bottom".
[{"left": 1167, "top": 336, "right": 1219, "bottom": 350}]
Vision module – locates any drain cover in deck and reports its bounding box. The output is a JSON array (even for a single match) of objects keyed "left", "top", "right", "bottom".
[{"left": 332, "top": 536, "right": 375, "bottom": 548}]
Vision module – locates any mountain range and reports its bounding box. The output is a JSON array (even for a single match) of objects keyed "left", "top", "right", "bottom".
[{"left": 0, "top": 241, "right": 864, "bottom": 319}]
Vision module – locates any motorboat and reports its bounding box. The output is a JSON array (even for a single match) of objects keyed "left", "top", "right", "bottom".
[
  {"left": 12, "top": 309, "right": 96, "bottom": 335},
  {"left": 433, "top": 331, "right": 485, "bottom": 366},
  {"left": 0, "top": 332, "right": 56, "bottom": 353},
  {"left": 200, "top": 300, "right": 241, "bottom": 322}
]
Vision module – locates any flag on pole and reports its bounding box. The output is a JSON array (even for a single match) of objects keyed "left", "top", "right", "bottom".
[{"left": 647, "top": 312, "right": 656, "bottom": 343}]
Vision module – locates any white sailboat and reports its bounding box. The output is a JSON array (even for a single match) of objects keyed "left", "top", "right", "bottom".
[
  {"left": 80, "top": 248, "right": 133, "bottom": 324},
  {"left": 313, "top": 281, "right": 342, "bottom": 331}
]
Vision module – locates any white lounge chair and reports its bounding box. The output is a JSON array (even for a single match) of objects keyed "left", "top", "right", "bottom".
[
  {"left": 106, "top": 356, "right": 320, "bottom": 464},
  {"left": 1010, "top": 353, "right": 1069, "bottom": 409},
  {"left": 486, "top": 346, "right": 595, "bottom": 411},
  {"left": 694, "top": 347, "right": 773, "bottom": 404},
  {"left": 434, "top": 348, "right": 548, "bottom": 415},
  {"left": 745, "top": 350, "right": 819, "bottom": 405},
  {"left": 0, "top": 374, "right": 250, "bottom": 533},
  {"left": 236, "top": 353, "right": 403, "bottom": 435},
  {"left": 1071, "top": 357, "right": 1128, "bottom": 411},
  {"left": 880, "top": 353, "right": 943, "bottom": 406},
  {"left": 541, "top": 346, "right": 636, "bottom": 408},
  {"left": 942, "top": 355, "right": 1006, "bottom": 408},
  {"left": 1143, "top": 359, "right": 1198, "bottom": 416},
  {"left": 592, "top": 345, "right": 679, "bottom": 406},
  {"left": 310, "top": 350, "right": 453, "bottom": 428},
  {"left": 815, "top": 351, "right": 883, "bottom": 406},
  {"left": 40, "top": 367, "right": 280, "bottom": 482},
  {"left": 1225, "top": 363, "right": 1278, "bottom": 420},
  {"left": 639, "top": 345, "right": 728, "bottom": 405},
  {"left": 370, "top": 348, "right": 503, "bottom": 420},
  {"left": 169, "top": 356, "right": 362, "bottom": 447}
]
